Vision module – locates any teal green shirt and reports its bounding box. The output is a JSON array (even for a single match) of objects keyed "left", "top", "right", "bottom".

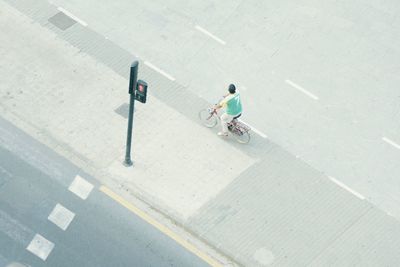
[{"left": 220, "top": 93, "right": 242, "bottom": 116}]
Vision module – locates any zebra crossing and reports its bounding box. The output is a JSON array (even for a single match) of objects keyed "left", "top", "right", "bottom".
[{"left": 0, "top": 174, "right": 94, "bottom": 265}]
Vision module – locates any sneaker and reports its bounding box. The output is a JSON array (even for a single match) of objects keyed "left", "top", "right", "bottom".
[{"left": 217, "top": 132, "right": 228, "bottom": 137}]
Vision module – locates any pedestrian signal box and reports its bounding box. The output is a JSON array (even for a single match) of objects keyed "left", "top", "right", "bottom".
[{"left": 135, "top": 80, "right": 148, "bottom": 103}]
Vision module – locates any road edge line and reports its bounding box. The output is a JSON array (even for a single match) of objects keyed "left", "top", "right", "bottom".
[
  {"left": 99, "top": 185, "right": 223, "bottom": 267},
  {"left": 57, "top": 7, "right": 88, "bottom": 27},
  {"left": 328, "top": 176, "right": 365, "bottom": 200}
]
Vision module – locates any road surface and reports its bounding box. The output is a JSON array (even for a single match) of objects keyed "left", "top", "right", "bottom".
[{"left": 0, "top": 117, "right": 209, "bottom": 267}]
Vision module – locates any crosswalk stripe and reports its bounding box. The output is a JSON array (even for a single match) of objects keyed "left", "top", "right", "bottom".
[
  {"left": 48, "top": 203, "right": 75, "bottom": 231},
  {"left": 68, "top": 175, "right": 94, "bottom": 200},
  {"left": 26, "top": 234, "right": 55, "bottom": 261}
]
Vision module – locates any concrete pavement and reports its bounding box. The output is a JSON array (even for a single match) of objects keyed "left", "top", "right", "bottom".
[
  {"left": 1, "top": 1, "right": 400, "bottom": 266},
  {"left": 40, "top": 0, "right": 400, "bottom": 222}
]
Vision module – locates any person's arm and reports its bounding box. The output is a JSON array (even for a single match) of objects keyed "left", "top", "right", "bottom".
[
  {"left": 215, "top": 96, "right": 227, "bottom": 110},
  {"left": 214, "top": 103, "right": 223, "bottom": 110}
]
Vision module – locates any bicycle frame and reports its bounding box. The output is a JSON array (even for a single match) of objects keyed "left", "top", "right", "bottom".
[
  {"left": 199, "top": 106, "right": 251, "bottom": 143},
  {"left": 208, "top": 108, "right": 249, "bottom": 133}
]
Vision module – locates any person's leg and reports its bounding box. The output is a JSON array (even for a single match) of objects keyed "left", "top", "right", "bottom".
[{"left": 219, "top": 113, "right": 234, "bottom": 135}]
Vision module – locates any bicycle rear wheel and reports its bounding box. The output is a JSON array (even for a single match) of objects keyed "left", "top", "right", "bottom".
[
  {"left": 198, "top": 109, "right": 218, "bottom": 128},
  {"left": 232, "top": 128, "right": 250, "bottom": 144}
]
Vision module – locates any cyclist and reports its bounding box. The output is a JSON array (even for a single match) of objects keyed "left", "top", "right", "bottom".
[{"left": 214, "top": 84, "right": 242, "bottom": 136}]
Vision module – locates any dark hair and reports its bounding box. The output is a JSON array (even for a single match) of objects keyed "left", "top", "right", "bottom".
[{"left": 228, "top": 84, "right": 236, "bottom": 94}]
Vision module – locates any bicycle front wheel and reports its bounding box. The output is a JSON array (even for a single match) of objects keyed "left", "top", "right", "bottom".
[
  {"left": 198, "top": 109, "right": 218, "bottom": 128},
  {"left": 233, "top": 129, "right": 251, "bottom": 144}
]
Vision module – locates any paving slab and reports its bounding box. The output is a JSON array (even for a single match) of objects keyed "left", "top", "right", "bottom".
[
  {"left": 187, "top": 149, "right": 377, "bottom": 266},
  {"left": 309, "top": 207, "right": 400, "bottom": 267}
]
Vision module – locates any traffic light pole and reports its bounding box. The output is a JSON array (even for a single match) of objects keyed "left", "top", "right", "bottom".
[{"left": 124, "top": 61, "right": 138, "bottom": 167}]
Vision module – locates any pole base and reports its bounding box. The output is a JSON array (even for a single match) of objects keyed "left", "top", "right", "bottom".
[{"left": 123, "top": 158, "right": 133, "bottom": 167}]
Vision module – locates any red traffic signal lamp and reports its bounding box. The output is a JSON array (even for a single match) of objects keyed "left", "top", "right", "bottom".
[{"left": 135, "top": 80, "right": 148, "bottom": 103}]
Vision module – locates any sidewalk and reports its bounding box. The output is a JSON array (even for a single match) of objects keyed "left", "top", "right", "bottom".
[{"left": 2, "top": 1, "right": 400, "bottom": 266}]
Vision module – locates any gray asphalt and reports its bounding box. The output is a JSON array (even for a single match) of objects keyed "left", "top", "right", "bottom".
[{"left": 0, "top": 117, "right": 208, "bottom": 267}]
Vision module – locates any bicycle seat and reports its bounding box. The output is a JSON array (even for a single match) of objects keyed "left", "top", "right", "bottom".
[{"left": 233, "top": 113, "right": 242, "bottom": 120}]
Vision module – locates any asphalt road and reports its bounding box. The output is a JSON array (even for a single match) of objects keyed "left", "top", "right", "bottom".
[
  {"left": 45, "top": 0, "right": 400, "bottom": 219},
  {"left": 0, "top": 117, "right": 208, "bottom": 267}
]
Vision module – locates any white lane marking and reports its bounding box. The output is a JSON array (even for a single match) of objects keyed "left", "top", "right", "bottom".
[
  {"left": 285, "top": 80, "right": 319, "bottom": 100},
  {"left": 328, "top": 176, "right": 365, "bottom": 200},
  {"left": 195, "top": 25, "right": 226, "bottom": 45},
  {"left": 26, "top": 234, "right": 55, "bottom": 261},
  {"left": 144, "top": 61, "right": 175, "bottom": 81},
  {"left": 57, "top": 7, "right": 88, "bottom": 27},
  {"left": 238, "top": 120, "right": 268, "bottom": 138},
  {"left": 48, "top": 204, "right": 75, "bottom": 231},
  {"left": 68, "top": 175, "right": 94, "bottom": 200},
  {"left": 382, "top": 136, "right": 400, "bottom": 150}
]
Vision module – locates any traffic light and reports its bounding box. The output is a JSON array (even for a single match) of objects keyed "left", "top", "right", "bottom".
[{"left": 135, "top": 80, "right": 148, "bottom": 103}]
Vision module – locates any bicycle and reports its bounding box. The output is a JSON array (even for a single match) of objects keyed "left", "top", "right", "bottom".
[{"left": 198, "top": 107, "right": 251, "bottom": 144}]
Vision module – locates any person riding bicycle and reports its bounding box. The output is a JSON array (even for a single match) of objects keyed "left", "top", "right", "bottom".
[{"left": 214, "top": 84, "right": 243, "bottom": 136}]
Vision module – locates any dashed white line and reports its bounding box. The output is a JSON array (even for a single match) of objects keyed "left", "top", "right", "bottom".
[
  {"left": 382, "top": 136, "right": 400, "bottom": 150},
  {"left": 57, "top": 7, "right": 88, "bottom": 27},
  {"left": 328, "top": 176, "right": 365, "bottom": 200},
  {"left": 144, "top": 61, "right": 176, "bottom": 81},
  {"left": 68, "top": 175, "right": 94, "bottom": 200},
  {"left": 48, "top": 203, "right": 75, "bottom": 231},
  {"left": 285, "top": 80, "right": 319, "bottom": 100},
  {"left": 238, "top": 120, "right": 268, "bottom": 139},
  {"left": 195, "top": 25, "right": 226, "bottom": 45},
  {"left": 387, "top": 212, "right": 394, "bottom": 218},
  {"left": 26, "top": 234, "right": 54, "bottom": 261}
]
